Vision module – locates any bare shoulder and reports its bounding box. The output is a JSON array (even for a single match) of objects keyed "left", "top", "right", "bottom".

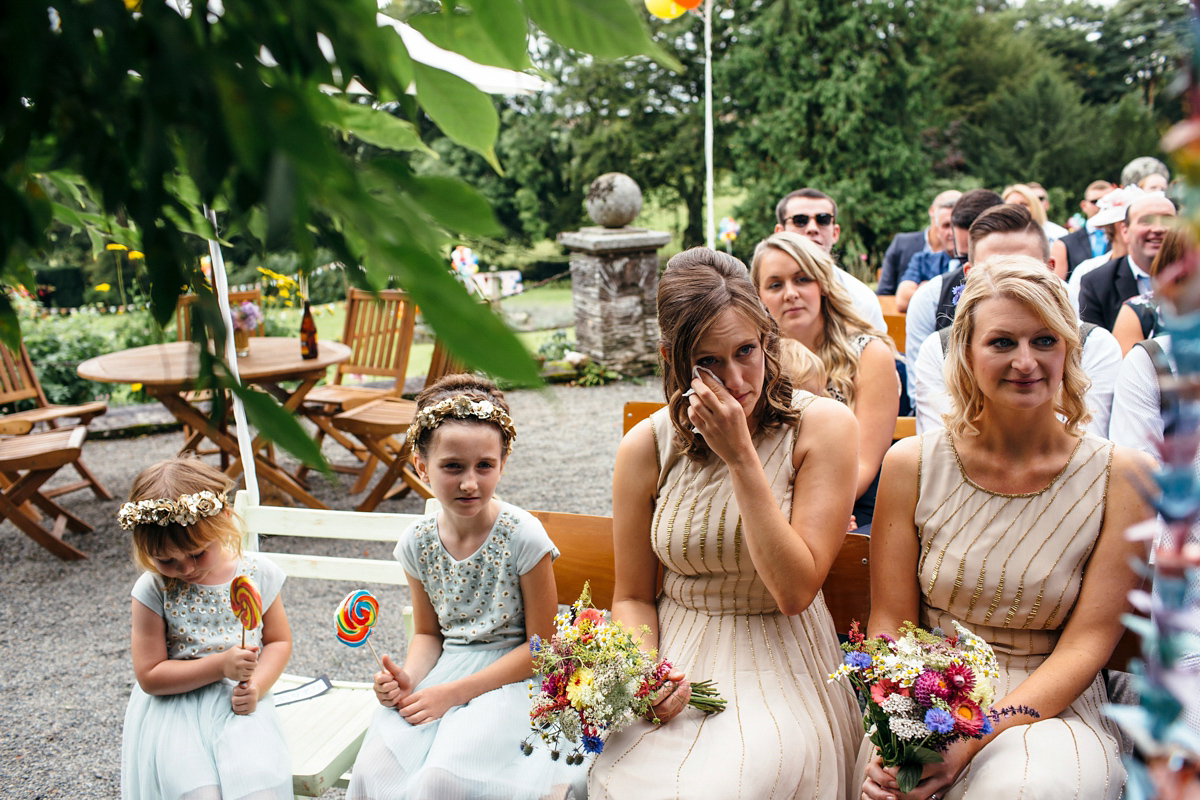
[
  {"left": 796, "top": 395, "right": 856, "bottom": 436},
  {"left": 793, "top": 395, "right": 857, "bottom": 458},
  {"left": 1107, "top": 443, "right": 1157, "bottom": 501},
  {"left": 881, "top": 434, "right": 921, "bottom": 479},
  {"left": 614, "top": 417, "right": 660, "bottom": 493},
  {"left": 860, "top": 336, "right": 896, "bottom": 366}
]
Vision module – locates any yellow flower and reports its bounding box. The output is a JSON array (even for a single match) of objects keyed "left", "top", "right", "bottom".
[
  {"left": 124, "top": 0, "right": 142, "bottom": 9},
  {"left": 279, "top": 288, "right": 290, "bottom": 298},
  {"left": 565, "top": 667, "right": 593, "bottom": 710},
  {"left": 131, "top": 383, "right": 143, "bottom": 392},
  {"left": 105, "top": 243, "right": 129, "bottom": 251},
  {"left": 128, "top": 251, "right": 144, "bottom": 260},
  {"left": 95, "top": 283, "right": 111, "bottom": 292}
]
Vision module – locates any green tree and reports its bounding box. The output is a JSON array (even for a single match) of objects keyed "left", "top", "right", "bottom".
[
  {"left": 721, "top": 0, "right": 976, "bottom": 273},
  {"left": 2, "top": 0, "right": 670, "bottom": 465}
]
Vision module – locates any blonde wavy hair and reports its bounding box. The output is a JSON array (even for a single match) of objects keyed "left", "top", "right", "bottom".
[
  {"left": 127, "top": 456, "right": 241, "bottom": 583},
  {"left": 750, "top": 232, "right": 888, "bottom": 407},
  {"left": 944, "top": 254, "right": 1090, "bottom": 438},
  {"left": 658, "top": 247, "right": 797, "bottom": 462},
  {"left": 1001, "top": 184, "right": 1048, "bottom": 227}
]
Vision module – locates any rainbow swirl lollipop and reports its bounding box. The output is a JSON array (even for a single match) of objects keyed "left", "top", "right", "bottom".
[
  {"left": 336, "top": 589, "right": 380, "bottom": 648},
  {"left": 230, "top": 575, "right": 263, "bottom": 631}
]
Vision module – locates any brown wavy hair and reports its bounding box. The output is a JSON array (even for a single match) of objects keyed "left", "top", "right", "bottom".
[
  {"left": 658, "top": 247, "right": 797, "bottom": 461},
  {"left": 406, "top": 373, "right": 513, "bottom": 459}
]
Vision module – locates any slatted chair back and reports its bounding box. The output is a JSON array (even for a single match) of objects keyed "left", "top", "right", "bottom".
[
  {"left": 424, "top": 337, "right": 467, "bottom": 389},
  {"left": 332, "top": 289, "right": 418, "bottom": 391},
  {"left": 234, "top": 491, "right": 427, "bottom": 796},
  {"left": 176, "top": 289, "right": 265, "bottom": 341},
  {"left": 0, "top": 344, "right": 47, "bottom": 408}
]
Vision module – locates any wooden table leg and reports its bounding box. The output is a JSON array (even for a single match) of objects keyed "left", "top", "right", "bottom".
[{"left": 157, "top": 392, "right": 330, "bottom": 510}]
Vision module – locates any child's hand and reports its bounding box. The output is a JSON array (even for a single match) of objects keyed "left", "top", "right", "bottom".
[
  {"left": 231, "top": 679, "right": 259, "bottom": 715},
  {"left": 374, "top": 654, "right": 413, "bottom": 709},
  {"left": 398, "top": 682, "right": 465, "bottom": 725},
  {"left": 222, "top": 645, "right": 258, "bottom": 683}
]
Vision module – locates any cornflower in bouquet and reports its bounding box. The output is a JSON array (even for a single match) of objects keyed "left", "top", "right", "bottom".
[
  {"left": 830, "top": 620, "right": 1037, "bottom": 793},
  {"left": 231, "top": 300, "right": 263, "bottom": 331},
  {"left": 521, "top": 584, "right": 725, "bottom": 764}
]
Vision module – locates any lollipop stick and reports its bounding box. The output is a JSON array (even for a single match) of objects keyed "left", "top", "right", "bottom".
[
  {"left": 368, "top": 639, "right": 383, "bottom": 673},
  {"left": 241, "top": 628, "right": 246, "bottom": 649}
]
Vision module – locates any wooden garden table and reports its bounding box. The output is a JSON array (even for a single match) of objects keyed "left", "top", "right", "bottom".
[{"left": 77, "top": 338, "right": 351, "bottom": 509}]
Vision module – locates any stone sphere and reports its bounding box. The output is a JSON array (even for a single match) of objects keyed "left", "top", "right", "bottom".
[{"left": 585, "top": 173, "right": 642, "bottom": 228}]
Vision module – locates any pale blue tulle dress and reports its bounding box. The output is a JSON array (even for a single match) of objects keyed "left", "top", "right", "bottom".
[
  {"left": 347, "top": 502, "right": 588, "bottom": 800},
  {"left": 122, "top": 552, "right": 291, "bottom": 800}
]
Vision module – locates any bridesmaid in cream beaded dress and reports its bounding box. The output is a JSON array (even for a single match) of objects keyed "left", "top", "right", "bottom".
[
  {"left": 860, "top": 255, "right": 1154, "bottom": 800},
  {"left": 588, "top": 248, "right": 862, "bottom": 800}
]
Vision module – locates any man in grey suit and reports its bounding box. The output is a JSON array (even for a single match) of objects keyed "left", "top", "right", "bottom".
[{"left": 877, "top": 189, "right": 960, "bottom": 295}]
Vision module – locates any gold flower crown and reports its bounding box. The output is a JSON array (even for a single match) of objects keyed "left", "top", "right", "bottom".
[
  {"left": 406, "top": 395, "right": 516, "bottom": 454},
  {"left": 118, "top": 490, "right": 228, "bottom": 530}
]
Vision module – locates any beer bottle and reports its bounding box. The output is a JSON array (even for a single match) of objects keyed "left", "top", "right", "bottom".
[{"left": 300, "top": 300, "right": 318, "bottom": 359}]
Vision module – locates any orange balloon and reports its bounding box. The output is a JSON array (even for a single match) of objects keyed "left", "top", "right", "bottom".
[
  {"left": 645, "top": 0, "right": 687, "bottom": 20},
  {"left": 676, "top": 0, "right": 704, "bottom": 8}
]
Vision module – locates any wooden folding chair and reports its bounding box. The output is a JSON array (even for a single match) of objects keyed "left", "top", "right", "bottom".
[
  {"left": 0, "top": 342, "right": 110, "bottom": 501},
  {"left": 296, "top": 289, "right": 417, "bottom": 486},
  {"left": 324, "top": 338, "right": 469, "bottom": 510},
  {"left": 0, "top": 421, "right": 94, "bottom": 559}
]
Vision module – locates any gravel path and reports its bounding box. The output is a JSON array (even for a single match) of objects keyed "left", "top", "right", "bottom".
[{"left": 0, "top": 378, "right": 662, "bottom": 799}]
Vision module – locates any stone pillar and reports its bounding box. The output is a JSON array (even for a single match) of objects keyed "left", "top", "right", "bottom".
[{"left": 557, "top": 174, "right": 669, "bottom": 376}]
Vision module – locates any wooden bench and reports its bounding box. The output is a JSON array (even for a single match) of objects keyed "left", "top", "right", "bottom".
[{"left": 235, "top": 487, "right": 872, "bottom": 797}]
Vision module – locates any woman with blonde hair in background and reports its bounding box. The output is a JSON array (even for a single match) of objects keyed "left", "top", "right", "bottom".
[{"left": 752, "top": 232, "right": 899, "bottom": 532}]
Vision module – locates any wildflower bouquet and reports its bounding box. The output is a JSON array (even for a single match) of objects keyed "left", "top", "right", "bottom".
[
  {"left": 231, "top": 300, "right": 263, "bottom": 331},
  {"left": 521, "top": 585, "right": 725, "bottom": 764},
  {"left": 831, "top": 620, "right": 1036, "bottom": 793}
]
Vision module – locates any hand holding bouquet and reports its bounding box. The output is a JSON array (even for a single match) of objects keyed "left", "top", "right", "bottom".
[
  {"left": 831, "top": 620, "right": 1037, "bottom": 794},
  {"left": 522, "top": 585, "right": 725, "bottom": 764}
]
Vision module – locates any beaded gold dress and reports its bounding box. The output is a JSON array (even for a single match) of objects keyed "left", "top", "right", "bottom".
[
  {"left": 588, "top": 394, "right": 860, "bottom": 800},
  {"left": 855, "top": 430, "right": 1126, "bottom": 799}
]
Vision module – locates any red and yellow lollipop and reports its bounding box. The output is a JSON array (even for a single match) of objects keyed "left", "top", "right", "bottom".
[{"left": 230, "top": 575, "right": 262, "bottom": 647}]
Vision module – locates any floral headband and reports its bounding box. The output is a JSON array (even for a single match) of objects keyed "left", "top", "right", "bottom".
[
  {"left": 406, "top": 395, "right": 516, "bottom": 455},
  {"left": 118, "top": 490, "right": 228, "bottom": 531}
]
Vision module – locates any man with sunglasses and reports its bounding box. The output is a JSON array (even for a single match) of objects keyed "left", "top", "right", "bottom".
[{"left": 773, "top": 188, "right": 886, "bottom": 334}]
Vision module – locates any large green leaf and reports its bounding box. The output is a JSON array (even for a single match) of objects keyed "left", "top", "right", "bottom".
[
  {"left": 401, "top": 172, "right": 502, "bottom": 237},
  {"left": 523, "top": 0, "right": 680, "bottom": 70},
  {"left": 0, "top": 294, "right": 19, "bottom": 355},
  {"left": 409, "top": 1, "right": 531, "bottom": 71},
  {"left": 373, "top": 240, "right": 541, "bottom": 387},
  {"left": 413, "top": 62, "right": 502, "bottom": 172},
  {"left": 225, "top": 379, "right": 329, "bottom": 471},
  {"left": 329, "top": 98, "right": 435, "bottom": 155}
]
